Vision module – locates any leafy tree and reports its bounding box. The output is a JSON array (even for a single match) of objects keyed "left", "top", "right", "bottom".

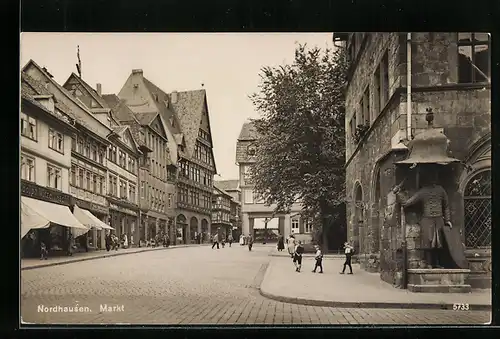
[{"left": 248, "top": 43, "right": 348, "bottom": 251}]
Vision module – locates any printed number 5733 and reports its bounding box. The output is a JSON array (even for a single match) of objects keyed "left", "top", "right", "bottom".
[{"left": 453, "top": 303, "right": 470, "bottom": 311}]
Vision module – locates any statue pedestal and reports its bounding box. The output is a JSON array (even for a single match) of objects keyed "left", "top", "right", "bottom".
[{"left": 407, "top": 269, "right": 471, "bottom": 293}]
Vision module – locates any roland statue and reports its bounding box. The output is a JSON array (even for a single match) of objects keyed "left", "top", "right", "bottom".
[{"left": 392, "top": 168, "right": 452, "bottom": 269}]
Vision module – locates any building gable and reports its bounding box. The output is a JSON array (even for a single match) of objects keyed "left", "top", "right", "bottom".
[
  {"left": 63, "top": 74, "right": 105, "bottom": 110},
  {"left": 22, "top": 60, "right": 112, "bottom": 139},
  {"left": 117, "top": 70, "right": 158, "bottom": 115},
  {"left": 150, "top": 115, "right": 168, "bottom": 140},
  {"left": 122, "top": 128, "right": 139, "bottom": 153}
]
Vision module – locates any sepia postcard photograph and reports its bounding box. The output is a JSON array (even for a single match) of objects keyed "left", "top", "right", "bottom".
[{"left": 19, "top": 32, "right": 491, "bottom": 326}]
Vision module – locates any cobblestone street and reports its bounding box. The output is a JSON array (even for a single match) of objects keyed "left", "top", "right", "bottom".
[{"left": 21, "top": 245, "right": 490, "bottom": 325}]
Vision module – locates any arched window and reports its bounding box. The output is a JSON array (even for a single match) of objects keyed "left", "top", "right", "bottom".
[
  {"left": 353, "top": 183, "right": 364, "bottom": 253},
  {"left": 464, "top": 169, "right": 491, "bottom": 248}
]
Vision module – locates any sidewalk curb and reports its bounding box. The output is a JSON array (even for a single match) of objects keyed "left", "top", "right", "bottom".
[
  {"left": 258, "top": 260, "right": 491, "bottom": 311},
  {"left": 259, "top": 288, "right": 492, "bottom": 311},
  {"left": 21, "top": 245, "right": 196, "bottom": 271}
]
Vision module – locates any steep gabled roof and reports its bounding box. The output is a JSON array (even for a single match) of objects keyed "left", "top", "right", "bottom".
[
  {"left": 63, "top": 73, "right": 108, "bottom": 108},
  {"left": 102, "top": 94, "right": 139, "bottom": 123},
  {"left": 167, "top": 89, "right": 206, "bottom": 157},
  {"left": 21, "top": 71, "right": 78, "bottom": 125},
  {"left": 238, "top": 120, "right": 259, "bottom": 141},
  {"left": 142, "top": 77, "right": 182, "bottom": 135},
  {"left": 214, "top": 180, "right": 240, "bottom": 192},
  {"left": 22, "top": 60, "right": 111, "bottom": 134}
]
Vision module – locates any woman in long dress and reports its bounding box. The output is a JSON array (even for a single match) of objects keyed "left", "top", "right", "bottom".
[
  {"left": 239, "top": 235, "right": 244, "bottom": 246},
  {"left": 277, "top": 236, "right": 285, "bottom": 251}
]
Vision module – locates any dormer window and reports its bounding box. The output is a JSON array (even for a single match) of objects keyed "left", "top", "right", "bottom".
[{"left": 247, "top": 145, "right": 256, "bottom": 156}]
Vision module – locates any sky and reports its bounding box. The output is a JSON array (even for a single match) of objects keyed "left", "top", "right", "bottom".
[{"left": 20, "top": 33, "right": 334, "bottom": 181}]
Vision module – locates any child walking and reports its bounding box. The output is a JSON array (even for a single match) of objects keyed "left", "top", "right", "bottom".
[
  {"left": 312, "top": 245, "right": 323, "bottom": 273},
  {"left": 340, "top": 242, "right": 354, "bottom": 274},
  {"left": 293, "top": 241, "right": 304, "bottom": 272}
]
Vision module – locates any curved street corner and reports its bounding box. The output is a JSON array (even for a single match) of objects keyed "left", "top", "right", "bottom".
[{"left": 21, "top": 245, "right": 490, "bottom": 325}]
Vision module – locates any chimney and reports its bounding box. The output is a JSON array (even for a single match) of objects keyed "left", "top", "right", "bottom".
[
  {"left": 132, "top": 69, "right": 143, "bottom": 75},
  {"left": 96, "top": 83, "right": 102, "bottom": 96},
  {"left": 171, "top": 91, "right": 178, "bottom": 104}
]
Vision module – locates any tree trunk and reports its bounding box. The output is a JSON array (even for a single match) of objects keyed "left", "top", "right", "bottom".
[
  {"left": 319, "top": 200, "right": 329, "bottom": 254},
  {"left": 322, "top": 218, "right": 329, "bottom": 253}
]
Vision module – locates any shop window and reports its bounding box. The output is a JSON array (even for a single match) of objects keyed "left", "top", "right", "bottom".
[
  {"left": 464, "top": 169, "right": 491, "bottom": 248},
  {"left": 458, "top": 33, "right": 491, "bottom": 83}
]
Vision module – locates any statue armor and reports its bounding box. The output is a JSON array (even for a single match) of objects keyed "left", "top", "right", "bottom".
[{"left": 397, "top": 184, "right": 451, "bottom": 250}]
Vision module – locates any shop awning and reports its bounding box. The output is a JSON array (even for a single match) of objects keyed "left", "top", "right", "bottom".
[
  {"left": 74, "top": 205, "right": 114, "bottom": 230},
  {"left": 21, "top": 197, "right": 88, "bottom": 238},
  {"left": 21, "top": 200, "right": 50, "bottom": 239}
]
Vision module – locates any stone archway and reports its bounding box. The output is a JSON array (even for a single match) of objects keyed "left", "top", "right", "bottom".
[
  {"left": 189, "top": 216, "right": 198, "bottom": 244},
  {"left": 176, "top": 214, "right": 187, "bottom": 244},
  {"left": 201, "top": 219, "right": 209, "bottom": 243}
]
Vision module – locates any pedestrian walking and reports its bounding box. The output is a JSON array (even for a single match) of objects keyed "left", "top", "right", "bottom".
[
  {"left": 248, "top": 234, "right": 254, "bottom": 251},
  {"left": 228, "top": 234, "right": 233, "bottom": 247},
  {"left": 105, "top": 232, "right": 111, "bottom": 251},
  {"left": 287, "top": 235, "right": 296, "bottom": 258},
  {"left": 312, "top": 245, "right": 323, "bottom": 273},
  {"left": 212, "top": 234, "right": 219, "bottom": 249},
  {"left": 340, "top": 242, "right": 354, "bottom": 274},
  {"left": 221, "top": 238, "right": 226, "bottom": 248},
  {"left": 277, "top": 235, "right": 285, "bottom": 252},
  {"left": 113, "top": 235, "right": 119, "bottom": 251},
  {"left": 67, "top": 232, "right": 74, "bottom": 257},
  {"left": 293, "top": 240, "right": 304, "bottom": 272},
  {"left": 123, "top": 234, "right": 128, "bottom": 249},
  {"left": 239, "top": 235, "right": 244, "bottom": 246},
  {"left": 40, "top": 241, "right": 48, "bottom": 260}
]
